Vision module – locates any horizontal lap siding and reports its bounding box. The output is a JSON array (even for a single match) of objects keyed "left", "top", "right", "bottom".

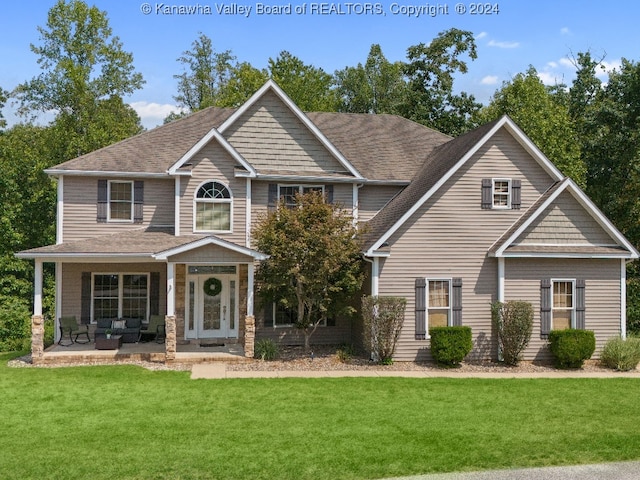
[
  {"left": 378, "top": 128, "right": 555, "bottom": 362},
  {"left": 256, "top": 318, "right": 352, "bottom": 346},
  {"left": 358, "top": 185, "right": 403, "bottom": 222},
  {"left": 180, "top": 143, "right": 246, "bottom": 245},
  {"left": 61, "top": 263, "right": 166, "bottom": 319},
  {"left": 516, "top": 190, "right": 614, "bottom": 245},
  {"left": 505, "top": 258, "right": 621, "bottom": 360},
  {"left": 225, "top": 91, "right": 346, "bottom": 174},
  {"left": 63, "top": 177, "right": 174, "bottom": 242}
]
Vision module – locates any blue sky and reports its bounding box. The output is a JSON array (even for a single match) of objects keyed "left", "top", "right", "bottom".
[{"left": 1, "top": 0, "right": 638, "bottom": 129}]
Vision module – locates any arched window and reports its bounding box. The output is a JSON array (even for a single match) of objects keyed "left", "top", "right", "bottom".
[{"left": 194, "top": 181, "right": 232, "bottom": 232}]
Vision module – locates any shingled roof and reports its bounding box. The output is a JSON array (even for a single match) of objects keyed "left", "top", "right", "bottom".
[
  {"left": 362, "top": 118, "right": 502, "bottom": 251},
  {"left": 48, "top": 106, "right": 451, "bottom": 182}
]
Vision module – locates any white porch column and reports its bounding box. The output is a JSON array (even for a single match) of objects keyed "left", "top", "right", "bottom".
[
  {"left": 56, "top": 175, "right": 64, "bottom": 244},
  {"left": 246, "top": 178, "right": 252, "bottom": 248},
  {"left": 34, "top": 259, "right": 43, "bottom": 316},
  {"left": 498, "top": 257, "right": 505, "bottom": 303},
  {"left": 621, "top": 259, "right": 627, "bottom": 339},
  {"left": 167, "top": 262, "right": 175, "bottom": 317},
  {"left": 247, "top": 262, "right": 255, "bottom": 316}
]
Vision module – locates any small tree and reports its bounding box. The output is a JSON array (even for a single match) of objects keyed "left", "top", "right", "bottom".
[
  {"left": 253, "top": 191, "right": 364, "bottom": 351},
  {"left": 491, "top": 301, "right": 534, "bottom": 366},
  {"left": 362, "top": 296, "right": 407, "bottom": 364}
]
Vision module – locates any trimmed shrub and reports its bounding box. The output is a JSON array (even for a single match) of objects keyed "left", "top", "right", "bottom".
[
  {"left": 255, "top": 338, "right": 279, "bottom": 361},
  {"left": 600, "top": 336, "right": 640, "bottom": 371},
  {"left": 336, "top": 344, "right": 356, "bottom": 363},
  {"left": 429, "top": 326, "right": 473, "bottom": 367},
  {"left": 362, "top": 295, "right": 407, "bottom": 364},
  {"left": 548, "top": 329, "right": 596, "bottom": 369},
  {"left": 491, "top": 301, "right": 533, "bottom": 366}
]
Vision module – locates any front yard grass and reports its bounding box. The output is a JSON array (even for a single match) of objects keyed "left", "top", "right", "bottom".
[{"left": 2, "top": 351, "right": 640, "bottom": 480}]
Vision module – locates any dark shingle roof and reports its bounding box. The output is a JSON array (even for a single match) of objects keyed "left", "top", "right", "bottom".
[{"left": 362, "top": 118, "right": 502, "bottom": 250}]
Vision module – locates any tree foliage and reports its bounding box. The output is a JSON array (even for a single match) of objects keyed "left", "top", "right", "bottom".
[
  {"left": 14, "top": 0, "right": 144, "bottom": 157},
  {"left": 362, "top": 295, "right": 407, "bottom": 364},
  {"left": 477, "top": 67, "right": 586, "bottom": 187},
  {"left": 253, "top": 191, "right": 364, "bottom": 350}
]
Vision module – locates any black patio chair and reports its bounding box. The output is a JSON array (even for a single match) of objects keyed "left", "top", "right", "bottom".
[{"left": 58, "top": 316, "right": 90, "bottom": 346}]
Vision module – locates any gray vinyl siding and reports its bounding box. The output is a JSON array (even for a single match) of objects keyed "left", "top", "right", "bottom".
[
  {"left": 358, "top": 184, "right": 404, "bottom": 222},
  {"left": 515, "top": 190, "right": 616, "bottom": 246},
  {"left": 255, "top": 312, "right": 352, "bottom": 346},
  {"left": 167, "top": 245, "right": 254, "bottom": 264},
  {"left": 377, "top": 128, "right": 557, "bottom": 362},
  {"left": 63, "top": 176, "right": 174, "bottom": 242},
  {"left": 504, "top": 258, "right": 621, "bottom": 361},
  {"left": 61, "top": 263, "right": 167, "bottom": 321},
  {"left": 180, "top": 142, "right": 247, "bottom": 245},
  {"left": 224, "top": 90, "right": 347, "bottom": 175}
]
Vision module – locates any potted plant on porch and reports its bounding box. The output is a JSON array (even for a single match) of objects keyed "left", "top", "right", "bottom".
[{"left": 105, "top": 329, "right": 112, "bottom": 339}]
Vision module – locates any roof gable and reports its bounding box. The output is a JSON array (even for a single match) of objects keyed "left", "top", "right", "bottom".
[
  {"left": 364, "top": 116, "right": 563, "bottom": 253},
  {"left": 490, "top": 178, "right": 639, "bottom": 258}
]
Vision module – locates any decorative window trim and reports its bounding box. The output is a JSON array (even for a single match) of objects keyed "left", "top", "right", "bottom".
[
  {"left": 551, "top": 278, "right": 576, "bottom": 330},
  {"left": 91, "top": 273, "right": 150, "bottom": 323},
  {"left": 193, "top": 180, "right": 233, "bottom": 233},
  {"left": 426, "top": 278, "right": 452, "bottom": 332},
  {"left": 107, "top": 180, "right": 134, "bottom": 223},
  {"left": 492, "top": 178, "right": 511, "bottom": 209}
]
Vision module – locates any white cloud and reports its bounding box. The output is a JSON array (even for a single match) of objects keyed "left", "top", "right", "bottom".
[
  {"left": 129, "top": 101, "right": 185, "bottom": 129},
  {"left": 475, "top": 31, "right": 488, "bottom": 40},
  {"left": 559, "top": 57, "right": 574, "bottom": 69},
  {"left": 487, "top": 39, "right": 520, "bottom": 49},
  {"left": 547, "top": 61, "right": 558, "bottom": 69},
  {"left": 560, "top": 27, "right": 571, "bottom": 35},
  {"left": 480, "top": 75, "right": 499, "bottom": 85},
  {"left": 599, "top": 59, "right": 622, "bottom": 77},
  {"left": 537, "top": 71, "right": 562, "bottom": 85}
]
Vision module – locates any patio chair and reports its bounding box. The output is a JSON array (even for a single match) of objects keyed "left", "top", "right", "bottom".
[
  {"left": 58, "top": 316, "right": 90, "bottom": 346},
  {"left": 140, "top": 315, "right": 165, "bottom": 343}
]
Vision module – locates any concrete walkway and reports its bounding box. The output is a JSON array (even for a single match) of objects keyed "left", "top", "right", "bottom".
[{"left": 190, "top": 363, "right": 640, "bottom": 379}]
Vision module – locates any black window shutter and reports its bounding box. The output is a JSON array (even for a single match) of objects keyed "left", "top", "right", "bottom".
[
  {"left": 267, "top": 184, "right": 278, "bottom": 212},
  {"left": 575, "top": 279, "right": 585, "bottom": 329},
  {"left": 511, "top": 179, "right": 521, "bottom": 209},
  {"left": 97, "top": 180, "right": 108, "bottom": 222},
  {"left": 415, "top": 278, "right": 426, "bottom": 340},
  {"left": 540, "top": 279, "right": 552, "bottom": 337},
  {"left": 81, "top": 272, "right": 91, "bottom": 324},
  {"left": 325, "top": 185, "right": 334, "bottom": 203},
  {"left": 263, "top": 303, "right": 274, "bottom": 327},
  {"left": 134, "top": 181, "right": 144, "bottom": 223},
  {"left": 150, "top": 272, "right": 160, "bottom": 316},
  {"left": 481, "top": 179, "right": 492, "bottom": 209},
  {"left": 452, "top": 278, "right": 463, "bottom": 326}
]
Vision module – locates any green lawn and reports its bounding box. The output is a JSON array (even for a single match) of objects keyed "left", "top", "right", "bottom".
[{"left": 2, "top": 352, "right": 640, "bottom": 480}]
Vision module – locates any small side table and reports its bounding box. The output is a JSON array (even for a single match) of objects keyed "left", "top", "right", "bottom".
[{"left": 95, "top": 335, "right": 123, "bottom": 350}]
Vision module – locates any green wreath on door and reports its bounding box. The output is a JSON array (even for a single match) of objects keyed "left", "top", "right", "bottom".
[{"left": 203, "top": 277, "right": 223, "bottom": 297}]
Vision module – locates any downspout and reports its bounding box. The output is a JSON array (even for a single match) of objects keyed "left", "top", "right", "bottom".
[{"left": 621, "top": 259, "right": 627, "bottom": 339}]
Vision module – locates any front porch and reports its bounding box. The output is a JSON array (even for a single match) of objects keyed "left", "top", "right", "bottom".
[{"left": 37, "top": 337, "right": 248, "bottom": 366}]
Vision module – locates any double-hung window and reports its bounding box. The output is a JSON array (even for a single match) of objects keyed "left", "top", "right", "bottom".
[
  {"left": 278, "top": 185, "right": 324, "bottom": 208},
  {"left": 492, "top": 179, "right": 511, "bottom": 209},
  {"left": 93, "top": 273, "right": 149, "bottom": 321},
  {"left": 194, "top": 181, "right": 232, "bottom": 232},
  {"left": 108, "top": 180, "right": 134, "bottom": 222},
  {"left": 552, "top": 280, "right": 575, "bottom": 330},
  {"left": 428, "top": 279, "right": 451, "bottom": 328}
]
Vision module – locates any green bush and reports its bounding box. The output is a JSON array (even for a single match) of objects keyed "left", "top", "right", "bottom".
[
  {"left": 600, "top": 336, "right": 640, "bottom": 371},
  {"left": 255, "top": 338, "right": 279, "bottom": 361},
  {"left": 548, "top": 329, "right": 596, "bottom": 369},
  {"left": 361, "top": 295, "right": 407, "bottom": 364},
  {"left": 429, "top": 326, "right": 473, "bottom": 367},
  {"left": 0, "top": 298, "right": 32, "bottom": 352},
  {"left": 491, "top": 301, "right": 533, "bottom": 366}
]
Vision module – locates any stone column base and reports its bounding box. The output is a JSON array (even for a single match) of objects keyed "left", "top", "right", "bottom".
[
  {"left": 244, "top": 315, "right": 255, "bottom": 358},
  {"left": 31, "top": 315, "right": 45, "bottom": 365},
  {"left": 165, "top": 315, "right": 177, "bottom": 362}
]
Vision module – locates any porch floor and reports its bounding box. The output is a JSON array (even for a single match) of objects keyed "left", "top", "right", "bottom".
[{"left": 41, "top": 340, "right": 247, "bottom": 365}]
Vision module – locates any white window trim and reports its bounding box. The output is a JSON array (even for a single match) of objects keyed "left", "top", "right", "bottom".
[
  {"left": 107, "top": 180, "right": 134, "bottom": 223},
  {"left": 278, "top": 184, "right": 325, "bottom": 207},
  {"left": 492, "top": 178, "right": 511, "bottom": 210},
  {"left": 193, "top": 180, "right": 233, "bottom": 234},
  {"left": 551, "top": 278, "right": 576, "bottom": 329},
  {"left": 91, "top": 272, "right": 150, "bottom": 323},
  {"left": 426, "top": 278, "right": 452, "bottom": 330}
]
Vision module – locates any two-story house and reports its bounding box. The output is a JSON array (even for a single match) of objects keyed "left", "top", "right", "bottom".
[{"left": 18, "top": 80, "right": 639, "bottom": 364}]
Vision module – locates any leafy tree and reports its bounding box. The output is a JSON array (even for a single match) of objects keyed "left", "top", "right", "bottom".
[
  {"left": 0, "top": 87, "right": 7, "bottom": 130},
  {"left": 218, "top": 61, "right": 269, "bottom": 107},
  {"left": 334, "top": 44, "right": 407, "bottom": 114},
  {"left": 268, "top": 51, "right": 336, "bottom": 111},
  {"left": 476, "top": 67, "right": 586, "bottom": 187},
  {"left": 14, "top": 0, "right": 144, "bottom": 157},
  {"left": 401, "top": 28, "right": 481, "bottom": 135},
  {"left": 253, "top": 191, "right": 364, "bottom": 351}
]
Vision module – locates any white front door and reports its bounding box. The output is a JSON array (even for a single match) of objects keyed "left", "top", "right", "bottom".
[{"left": 186, "top": 272, "right": 238, "bottom": 339}]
